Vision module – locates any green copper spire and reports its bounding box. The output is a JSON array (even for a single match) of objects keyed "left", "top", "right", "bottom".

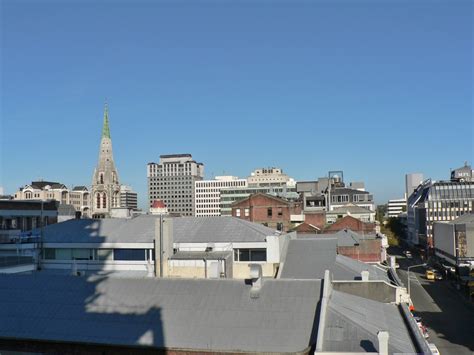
[{"left": 102, "top": 102, "right": 111, "bottom": 139}]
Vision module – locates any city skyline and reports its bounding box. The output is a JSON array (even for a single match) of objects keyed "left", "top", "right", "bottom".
[{"left": 1, "top": 1, "right": 472, "bottom": 209}]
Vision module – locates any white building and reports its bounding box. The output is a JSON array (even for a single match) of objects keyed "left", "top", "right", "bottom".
[
  {"left": 120, "top": 185, "right": 138, "bottom": 210},
  {"left": 387, "top": 198, "right": 406, "bottom": 218},
  {"left": 195, "top": 176, "right": 247, "bottom": 217}
]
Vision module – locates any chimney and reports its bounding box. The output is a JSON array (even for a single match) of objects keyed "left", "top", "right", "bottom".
[
  {"left": 361, "top": 270, "right": 369, "bottom": 281},
  {"left": 249, "top": 264, "right": 263, "bottom": 299},
  {"left": 377, "top": 331, "right": 389, "bottom": 355}
]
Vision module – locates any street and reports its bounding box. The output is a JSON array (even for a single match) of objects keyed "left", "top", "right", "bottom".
[{"left": 391, "top": 247, "right": 474, "bottom": 355}]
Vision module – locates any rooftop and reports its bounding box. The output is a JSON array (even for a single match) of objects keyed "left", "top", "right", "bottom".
[
  {"left": 37, "top": 215, "right": 279, "bottom": 244},
  {"left": 0, "top": 273, "right": 321, "bottom": 353}
]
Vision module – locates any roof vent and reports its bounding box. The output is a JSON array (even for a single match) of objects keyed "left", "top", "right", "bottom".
[
  {"left": 249, "top": 264, "right": 263, "bottom": 299},
  {"left": 361, "top": 270, "right": 369, "bottom": 281}
]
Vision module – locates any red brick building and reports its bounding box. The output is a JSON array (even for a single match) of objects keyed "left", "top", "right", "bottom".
[
  {"left": 324, "top": 215, "right": 376, "bottom": 234},
  {"left": 231, "top": 193, "right": 302, "bottom": 232}
]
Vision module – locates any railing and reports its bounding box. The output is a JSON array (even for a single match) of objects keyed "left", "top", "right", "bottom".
[{"left": 0, "top": 255, "right": 34, "bottom": 268}]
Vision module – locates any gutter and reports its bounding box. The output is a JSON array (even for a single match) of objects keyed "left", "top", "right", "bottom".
[
  {"left": 399, "top": 303, "right": 433, "bottom": 354},
  {"left": 315, "top": 270, "right": 332, "bottom": 352}
]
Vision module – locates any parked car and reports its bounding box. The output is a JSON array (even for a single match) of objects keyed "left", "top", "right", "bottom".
[
  {"left": 434, "top": 270, "right": 443, "bottom": 280},
  {"left": 403, "top": 250, "right": 412, "bottom": 258}
]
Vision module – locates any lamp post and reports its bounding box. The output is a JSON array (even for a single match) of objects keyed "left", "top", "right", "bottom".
[{"left": 407, "top": 263, "right": 426, "bottom": 296}]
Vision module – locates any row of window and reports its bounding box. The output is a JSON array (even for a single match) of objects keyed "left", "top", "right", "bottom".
[{"left": 44, "top": 248, "right": 149, "bottom": 261}]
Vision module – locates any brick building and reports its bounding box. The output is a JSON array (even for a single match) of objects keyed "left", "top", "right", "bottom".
[
  {"left": 324, "top": 215, "right": 376, "bottom": 234},
  {"left": 231, "top": 193, "right": 302, "bottom": 231}
]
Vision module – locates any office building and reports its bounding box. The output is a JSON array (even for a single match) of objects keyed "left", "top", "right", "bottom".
[
  {"left": 120, "top": 185, "right": 138, "bottom": 210},
  {"left": 407, "top": 164, "right": 474, "bottom": 252},
  {"left": 147, "top": 154, "right": 204, "bottom": 216},
  {"left": 405, "top": 173, "right": 424, "bottom": 200},
  {"left": 195, "top": 176, "right": 247, "bottom": 216},
  {"left": 91, "top": 104, "right": 121, "bottom": 218},
  {"left": 387, "top": 198, "right": 407, "bottom": 218}
]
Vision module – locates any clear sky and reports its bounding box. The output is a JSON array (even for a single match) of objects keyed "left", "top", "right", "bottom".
[{"left": 1, "top": 0, "right": 472, "bottom": 209}]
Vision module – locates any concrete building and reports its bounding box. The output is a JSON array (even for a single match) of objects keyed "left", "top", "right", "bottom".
[
  {"left": 147, "top": 154, "right": 204, "bottom": 216},
  {"left": 119, "top": 185, "right": 138, "bottom": 210},
  {"left": 24, "top": 215, "right": 286, "bottom": 279},
  {"left": 407, "top": 168, "right": 474, "bottom": 252},
  {"left": 387, "top": 197, "right": 406, "bottom": 218},
  {"left": 247, "top": 167, "right": 295, "bottom": 187},
  {"left": 91, "top": 104, "right": 121, "bottom": 218},
  {"left": 231, "top": 193, "right": 303, "bottom": 231},
  {"left": 195, "top": 176, "right": 247, "bottom": 216},
  {"left": 406, "top": 173, "right": 424, "bottom": 200},
  {"left": 433, "top": 213, "right": 474, "bottom": 270}
]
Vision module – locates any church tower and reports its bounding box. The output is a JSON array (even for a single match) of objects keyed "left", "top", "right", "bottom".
[{"left": 91, "top": 103, "right": 121, "bottom": 218}]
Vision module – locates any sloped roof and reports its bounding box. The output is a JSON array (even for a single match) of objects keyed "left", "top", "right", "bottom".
[
  {"left": 324, "top": 290, "right": 416, "bottom": 354},
  {"left": 327, "top": 204, "right": 373, "bottom": 215},
  {"left": 299, "top": 229, "right": 376, "bottom": 247},
  {"left": 72, "top": 186, "right": 88, "bottom": 191},
  {"left": 57, "top": 204, "right": 76, "bottom": 216},
  {"left": 279, "top": 238, "right": 388, "bottom": 281},
  {"left": 0, "top": 274, "right": 321, "bottom": 353},
  {"left": 38, "top": 215, "right": 278, "bottom": 244},
  {"left": 450, "top": 212, "right": 474, "bottom": 225}
]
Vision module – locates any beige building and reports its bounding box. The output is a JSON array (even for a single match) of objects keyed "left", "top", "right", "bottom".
[
  {"left": 14, "top": 182, "right": 90, "bottom": 218},
  {"left": 247, "top": 167, "right": 295, "bottom": 187}
]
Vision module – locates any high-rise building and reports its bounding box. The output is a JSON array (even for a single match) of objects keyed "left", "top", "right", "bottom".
[
  {"left": 91, "top": 104, "right": 121, "bottom": 218},
  {"left": 195, "top": 176, "right": 247, "bottom": 217},
  {"left": 120, "top": 185, "right": 138, "bottom": 210},
  {"left": 407, "top": 164, "right": 474, "bottom": 253},
  {"left": 147, "top": 154, "right": 204, "bottom": 216},
  {"left": 405, "top": 173, "right": 424, "bottom": 200}
]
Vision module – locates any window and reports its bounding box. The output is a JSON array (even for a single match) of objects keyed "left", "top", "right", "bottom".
[
  {"left": 267, "top": 208, "right": 273, "bottom": 217},
  {"left": 96, "top": 193, "right": 101, "bottom": 209},
  {"left": 244, "top": 208, "right": 250, "bottom": 217},
  {"left": 44, "top": 248, "right": 55, "bottom": 260},
  {"left": 234, "top": 248, "right": 267, "bottom": 262},
  {"left": 277, "top": 208, "right": 283, "bottom": 217},
  {"left": 113, "top": 249, "right": 146, "bottom": 261},
  {"left": 102, "top": 192, "right": 107, "bottom": 209},
  {"left": 236, "top": 208, "right": 241, "bottom": 217},
  {"left": 96, "top": 249, "right": 113, "bottom": 261},
  {"left": 72, "top": 249, "right": 92, "bottom": 260}
]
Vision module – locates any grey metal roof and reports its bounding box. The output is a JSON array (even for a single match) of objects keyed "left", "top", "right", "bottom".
[
  {"left": 324, "top": 290, "right": 416, "bottom": 354},
  {"left": 327, "top": 204, "right": 373, "bottom": 215},
  {"left": 0, "top": 273, "right": 321, "bottom": 353},
  {"left": 450, "top": 212, "right": 474, "bottom": 225},
  {"left": 58, "top": 204, "right": 76, "bottom": 216},
  {"left": 170, "top": 250, "right": 232, "bottom": 260},
  {"left": 298, "top": 230, "right": 377, "bottom": 247},
  {"left": 279, "top": 239, "right": 388, "bottom": 281},
  {"left": 39, "top": 215, "right": 278, "bottom": 244}
]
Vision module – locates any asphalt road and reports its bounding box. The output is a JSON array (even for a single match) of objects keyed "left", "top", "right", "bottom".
[{"left": 390, "top": 247, "right": 474, "bottom": 355}]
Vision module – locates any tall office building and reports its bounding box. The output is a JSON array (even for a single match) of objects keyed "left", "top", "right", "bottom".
[
  {"left": 407, "top": 164, "right": 474, "bottom": 253},
  {"left": 195, "top": 176, "right": 247, "bottom": 217},
  {"left": 91, "top": 104, "right": 121, "bottom": 218},
  {"left": 147, "top": 154, "right": 204, "bottom": 216},
  {"left": 405, "top": 173, "right": 424, "bottom": 200},
  {"left": 387, "top": 198, "right": 406, "bottom": 218},
  {"left": 120, "top": 185, "right": 138, "bottom": 210}
]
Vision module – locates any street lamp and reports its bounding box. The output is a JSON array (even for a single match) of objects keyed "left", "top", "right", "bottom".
[{"left": 407, "top": 263, "right": 426, "bottom": 296}]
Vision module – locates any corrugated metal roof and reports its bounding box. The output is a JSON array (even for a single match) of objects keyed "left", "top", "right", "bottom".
[
  {"left": 0, "top": 274, "right": 321, "bottom": 353},
  {"left": 324, "top": 290, "right": 416, "bottom": 354},
  {"left": 279, "top": 239, "right": 388, "bottom": 281},
  {"left": 38, "top": 215, "right": 278, "bottom": 244}
]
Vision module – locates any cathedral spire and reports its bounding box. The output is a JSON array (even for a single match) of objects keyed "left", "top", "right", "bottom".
[{"left": 102, "top": 102, "right": 111, "bottom": 139}]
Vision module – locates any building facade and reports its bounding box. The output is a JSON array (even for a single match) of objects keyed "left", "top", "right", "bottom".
[
  {"left": 147, "top": 154, "right": 204, "bottom": 216},
  {"left": 247, "top": 167, "right": 295, "bottom": 187},
  {"left": 15, "top": 182, "right": 90, "bottom": 218},
  {"left": 387, "top": 198, "right": 407, "bottom": 218},
  {"left": 407, "top": 165, "right": 474, "bottom": 252},
  {"left": 231, "top": 193, "right": 302, "bottom": 231},
  {"left": 91, "top": 104, "right": 121, "bottom": 218},
  {"left": 195, "top": 176, "right": 247, "bottom": 217},
  {"left": 119, "top": 185, "right": 138, "bottom": 210}
]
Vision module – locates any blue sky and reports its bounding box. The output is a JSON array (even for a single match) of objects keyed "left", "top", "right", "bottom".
[{"left": 1, "top": 0, "right": 472, "bottom": 209}]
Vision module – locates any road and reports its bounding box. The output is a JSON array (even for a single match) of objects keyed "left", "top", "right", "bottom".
[{"left": 390, "top": 247, "right": 474, "bottom": 355}]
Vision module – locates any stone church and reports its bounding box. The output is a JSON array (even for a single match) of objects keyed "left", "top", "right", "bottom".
[{"left": 91, "top": 104, "right": 121, "bottom": 218}]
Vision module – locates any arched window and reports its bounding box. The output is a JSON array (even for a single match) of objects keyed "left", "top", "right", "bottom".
[
  {"left": 25, "top": 192, "right": 32, "bottom": 199},
  {"left": 100, "top": 173, "right": 104, "bottom": 184},
  {"left": 102, "top": 193, "right": 107, "bottom": 209},
  {"left": 96, "top": 193, "right": 101, "bottom": 209}
]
